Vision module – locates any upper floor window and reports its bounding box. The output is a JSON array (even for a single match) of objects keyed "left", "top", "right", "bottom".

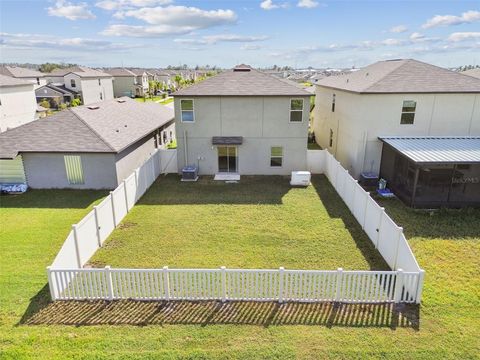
[
  {"left": 400, "top": 100, "right": 416, "bottom": 124},
  {"left": 290, "top": 99, "right": 303, "bottom": 122},
  {"left": 36, "top": 77, "right": 40, "bottom": 85},
  {"left": 98, "top": 79, "right": 101, "bottom": 86},
  {"left": 329, "top": 129, "right": 333, "bottom": 147},
  {"left": 100, "top": 92, "right": 103, "bottom": 100},
  {"left": 181, "top": 99, "right": 194, "bottom": 122},
  {"left": 70, "top": 79, "right": 76, "bottom": 88},
  {"left": 331, "top": 94, "right": 336, "bottom": 112}
]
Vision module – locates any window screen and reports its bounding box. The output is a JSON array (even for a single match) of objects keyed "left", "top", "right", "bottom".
[
  {"left": 64, "top": 155, "right": 85, "bottom": 184},
  {"left": 400, "top": 100, "right": 416, "bottom": 124},
  {"left": 290, "top": 99, "right": 303, "bottom": 122},
  {"left": 270, "top": 146, "right": 283, "bottom": 167},
  {"left": 181, "top": 99, "right": 194, "bottom": 122}
]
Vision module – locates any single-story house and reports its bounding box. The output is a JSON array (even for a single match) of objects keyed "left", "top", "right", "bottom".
[
  {"left": 379, "top": 136, "right": 480, "bottom": 208},
  {"left": 0, "top": 97, "right": 175, "bottom": 189}
]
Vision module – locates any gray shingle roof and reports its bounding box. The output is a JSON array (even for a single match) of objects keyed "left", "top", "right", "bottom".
[
  {"left": 49, "top": 66, "right": 112, "bottom": 78},
  {"left": 105, "top": 68, "right": 136, "bottom": 77},
  {"left": 379, "top": 136, "right": 480, "bottom": 163},
  {"left": 0, "top": 66, "right": 45, "bottom": 78},
  {"left": 317, "top": 59, "right": 480, "bottom": 94},
  {"left": 0, "top": 97, "right": 174, "bottom": 159},
  {"left": 0, "top": 74, "right": 33, "bottom": 88},
  {"left": 173, "top": 67, "right": 312, "bottom": 96},
  {"left": 463, "top": 68, "right": 480, "bottom": 79}
]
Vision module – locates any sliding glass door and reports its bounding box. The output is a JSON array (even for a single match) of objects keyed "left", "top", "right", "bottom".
[{"left": 218, "top": 146, "right": 237, "bottom": 173}]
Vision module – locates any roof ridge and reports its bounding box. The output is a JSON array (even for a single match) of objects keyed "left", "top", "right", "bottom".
[
  {"left": 364, "top": 59, "right": 408, "bottom": 92},
  {"left": 69, "top": 108, "right": 116, "bottom": 152}
]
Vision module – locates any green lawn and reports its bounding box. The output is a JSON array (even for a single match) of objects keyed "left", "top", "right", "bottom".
[
  {"left": 90, "top": 175, "right": 385, "bottom": 270},
  {"left": 0, "top": 180, "right": 479, "bottom": 359}
]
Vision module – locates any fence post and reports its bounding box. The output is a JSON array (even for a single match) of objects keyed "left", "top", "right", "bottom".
[
  {"left": 46, "top": 266, "right": 56, "bottom": 300},
  {"left": 105, "top": 266, "right": 114, "bottom": 300},
  {"left": 415, "top": 269, "right": 425, "bottom": 304},
  {"left": 93, "top": 206, "right": 102, "bottom": 247},
  {"left": 394, "top": 269, "right": 404, "bottom": 303},
  {"left": 278, "top": 267, "right": 285, "bottom": 303},
  {"left": 376, "top": 208, "right": 385, "bottom": 249},
  {"left": 123, "top": 180, "right": 129, "bottom": 211},
  {"left": 362, "top": 191, "right": 369, "bottom": 230},
  {"left": 72, "top": 224, "right": 82, "bottom": 268},
  {"left": 393, "top": 227, "right": 403, "bottom": 269},
  {"left": 163, "top": 266, "right": 170, "bottom": 301},
  {"left": 134, "top": 168, "right": 140, "bottom": 201},
  {"left": 221, "top": 266, "right": 227, "bottom": 302},
  {"left": 150, "top": 156, "right": 156, "bottom": 183},
  {"left": 335, "top": 268, "right": 343, "bottom": 302},
  {"left": 110, "top": 192, "right": 117, "bottom": 227}
]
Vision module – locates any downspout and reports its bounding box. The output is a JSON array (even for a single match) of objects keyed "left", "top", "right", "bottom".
[{"left": 183, "top": 130, "right": 188, "bottom": 166}]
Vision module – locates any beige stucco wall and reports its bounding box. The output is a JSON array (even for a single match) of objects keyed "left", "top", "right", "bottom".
[
  {"left": 0, "top": 84, "right": 36, "bottom": 132},
  {"left": 174, "top": 96, "right": 310, "bottom": 175},
  {"left": 313, "top": 86, "right": 480, "bottom": 177},
  {"left": 112, "top": 76, "right": 135, "bottom": 98},
  {"left": 63, "top": 74, "right": 114, "bottom": 105}
]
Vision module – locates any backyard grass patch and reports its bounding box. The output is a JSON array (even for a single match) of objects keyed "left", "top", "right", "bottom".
[
  {"left": 89, "top": 175, "right": 386, "bottom": 270},
  {"left": 0, "top": 184, "right": 479, "bottom": 359}
]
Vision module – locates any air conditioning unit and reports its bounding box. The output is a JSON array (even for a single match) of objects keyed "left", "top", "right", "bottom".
[
  {"left": 181, "top": 165, "right": 198, "bottom": 182},
  {"left": 290, "top": 171, "right": 311, "bottom": 186}
]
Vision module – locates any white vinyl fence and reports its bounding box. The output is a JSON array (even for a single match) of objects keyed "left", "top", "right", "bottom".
[
  {"left": 48, "top": 149, "right": 424, "bottom": 305},
  {"left": 48, "top": 267, "right": 422, "bottom": 303}
]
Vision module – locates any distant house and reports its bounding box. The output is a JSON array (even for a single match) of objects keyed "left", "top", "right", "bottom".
[
  {"left": 35, "top": 83, "right": 78, "bottom": 108},
  {"left": 105, "top": 68, "right": 138, "bottom": 98},
  {"left": 313, "top": 59, "right": 480, "bottom": 178},
  {"left": 463, "top": 68, "right": 480, "bottom": 79},
  {"left": 0, "top": 97, "right": 175, "bottom": 189},
  {"left": 45, "top": 66, "right": 114, "bottom": 105},
  {"left": 173, "top": 64, "right": 312, "bottom": 175},
  {"left": 0, "top": 74, "right": 37, "bottom": 132},
  {"left": 0, "top": 65, "right": 47, "bottom": 90},
  {"left": 128, "top": 69, "right": 149, "bottom": 97}
]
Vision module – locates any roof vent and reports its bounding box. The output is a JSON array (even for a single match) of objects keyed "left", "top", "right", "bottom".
[
  {"left": 365, "top": 72, "right": 369, "bottom": 77},
  {"left": 87, "top": 105, "right": 100, "bottom": 110},
  {"left": 117, "top": 99, "right": 126, "bottom": 103},
  {"left": 233, "top": 64, "right": 252, "bottom": 72}
]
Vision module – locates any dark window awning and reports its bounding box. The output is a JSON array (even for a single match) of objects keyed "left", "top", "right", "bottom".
[{"left": 212, "top": 136, "right": 243, "bottom": 145}]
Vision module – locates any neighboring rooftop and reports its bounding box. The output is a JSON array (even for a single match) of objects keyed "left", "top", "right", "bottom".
[
  {"left": 48, "top": 66, "right": 112, "bottom": 78},
  {"left": 379, "top": 136, "right": 480, "bottom": 164},
  {"left": 105, "top": 68, "right": 136, "bottom": 77},
  {"left": 317, "top": 59, "right": 480, "bottom": 94},
  {"left": 0, "top": 97, "right": 174, "bottom": 159},
  {"left": 463, "top": 68, "right": 480, "bottom": 79},
  {"left": 0, "top": 74, "right": 33, "bottom": 88},
  {"left": 173, "top": 65, "right": 312, "bottom": 96},
  {"left": 0, "top": 65, "right": 44, "bottom": 78}
]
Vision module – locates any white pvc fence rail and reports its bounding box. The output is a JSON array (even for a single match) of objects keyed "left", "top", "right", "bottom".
[
  {"left": 47, "top": 149, "right": 425, "bottom": 304},
  {"left": 47, "top": 267, "right": 423, "bottom": 303}
]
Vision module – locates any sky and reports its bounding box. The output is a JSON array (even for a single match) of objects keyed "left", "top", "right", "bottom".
[{"left": 0, "top": 0, "right": 479, "bottom": 69}]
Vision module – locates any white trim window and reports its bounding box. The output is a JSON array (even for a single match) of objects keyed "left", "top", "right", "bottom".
[
  {"left": 64, "top": 155, "right": 84, "bottom": 185},
  {"left": 270, "top": 146, "right": 283, "bottom": 167},
  {"left": 181, "top": 99, "right": 195, "bottom": 122},
  {"left": 400, "top": 100, "right": 416, "bottom": 124},
  {"left": 290, "top": 98, "right": 303, "bottom": 122}
]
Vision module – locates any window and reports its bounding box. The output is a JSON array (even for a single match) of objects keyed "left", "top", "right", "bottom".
[
  {"left": 290, "top": 99, "right": 303, "bottom": 122},
  {"left": 163, "top": 131, "right": 167, "bottom": 144},
  {"left": 181, "top": 99, "right": 194, "bottom": 122},
  {"left": 400, "top": 100, "right": 416, "bottom": 124},
  {"left": 36, "top": 77, "right": 40, "bottom": 85},
  {"left": 270, "top": 146, "right": 283, "bottom": 167},
  {"left": 70, "top": 79, "right": 76, "bottom": 88},
  {"left": 64, "top": 155, "right": 84, "bottom": 185},
  {"left": 329, "top": 129, "right": 333, "bottom": 147},
  {"left": 98, "top": 79, "right": 101, "bottom": 86},
  {"left": 100, "top": 92, "right": 103, "bottom": 100},
  {"left": 331, "top": 94, "right": 336, "bottom": 112}
]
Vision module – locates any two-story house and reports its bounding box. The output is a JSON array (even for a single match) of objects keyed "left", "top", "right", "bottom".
[
  {"left": 128, "top": 69, "right": 149, "bottom": 97},
  {"left": 173, "top": 65, "right": 312, "bottom": 176},
  {"left": 0, "top": 66, "right": 47, "bottom": 90},
  {"left": 313, "top": 59, "right": 480, "bottom": 178},
  {"left": 46, "top": 66, "right": 114, "bottom": 105},
  {"left": 105, "top": 68, "right": 137, "bottom": 98},
  {"left": 0, "top": 74, "right": 37, "bottom": 132}
]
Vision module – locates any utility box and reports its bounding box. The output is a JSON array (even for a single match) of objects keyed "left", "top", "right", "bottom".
[
  {"left": 290, "top": 171, "right": 311, "bottom": 186},
  {"left": 181, "top": 165, "right": 198, "bottom": 182}
]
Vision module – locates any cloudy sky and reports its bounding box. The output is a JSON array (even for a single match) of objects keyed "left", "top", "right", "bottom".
[{"left": 1, "top": 0, "right": 479, "bottom": 68}]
